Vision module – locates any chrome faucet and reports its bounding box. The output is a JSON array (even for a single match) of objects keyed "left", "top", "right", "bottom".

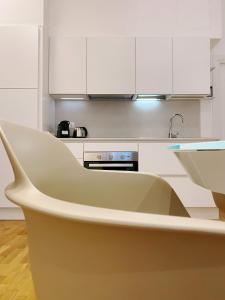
[{"left": 168, "top": 113, "right": 184, "bottom": 138}]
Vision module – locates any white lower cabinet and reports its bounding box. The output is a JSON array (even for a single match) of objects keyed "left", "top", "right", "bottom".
[
  {"left": 64, "top": 143, "right": 84, "bottom": 166},
  {"left": 65, "top": 143, "right": 84, "bottom": 159},
  {"left": 139, "top": 143, "right": 186, "bottom": 175},
  {"left": 0, "top": 89, "right": 39, "bottom": 209},
  {"left": 62, "top": 141, "right": 215, "bottom": 208},
  {"left": 84, "top": 143, "right": 138, "bottom": 152},
  {"left": 139, "top": 142, "right": 215, "bottom": 207}
]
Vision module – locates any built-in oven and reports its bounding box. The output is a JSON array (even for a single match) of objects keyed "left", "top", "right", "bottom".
[{"left": 84, "top": 151, "right": 138, "bottom": 171}]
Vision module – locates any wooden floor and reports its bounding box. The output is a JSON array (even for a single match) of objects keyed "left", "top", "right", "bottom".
[{"left": 0, "top": 221, "right": 36, "bottom": 300}]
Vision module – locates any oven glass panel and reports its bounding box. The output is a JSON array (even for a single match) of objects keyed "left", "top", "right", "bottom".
[{"left": 84, "top": 161, "right": 138, "bottom": 171}]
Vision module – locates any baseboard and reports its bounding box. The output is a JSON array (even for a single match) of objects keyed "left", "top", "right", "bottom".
[
  {"left": 0, "top": 207, "right": 25, "bottom": 220},
  {"left": 0, "top": 207, "right": 219, "bottom": 221}
]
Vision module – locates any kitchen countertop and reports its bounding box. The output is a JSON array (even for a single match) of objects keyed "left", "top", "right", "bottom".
[{"left": 60, "top": 137, "right": 219, "bottom": 142}]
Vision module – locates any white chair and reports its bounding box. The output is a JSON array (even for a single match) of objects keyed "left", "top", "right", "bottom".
[
  {"left": 172, "top": 142, "right": 225, "bottom": 221},
  {"left": 1, "top": 120, "right": 225, "bottom": 300}
]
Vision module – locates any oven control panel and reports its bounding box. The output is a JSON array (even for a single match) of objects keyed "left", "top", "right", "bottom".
[{"left": 84, "top": 151, "right": 138, "bottom": 162}]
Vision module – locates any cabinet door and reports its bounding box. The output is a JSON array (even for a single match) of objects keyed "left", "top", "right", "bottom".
[
  {"left": 173, "top": 37, "right": 210, "bottom": 94},
  {"left": 139, "top": 143, "right": 187, "bottom": 175},
  {"left": 0, "top": 142, "right": 16, "bottom": 207},
  {"left": 0, "top": 89, "right": 38, "bottom": 128},
  {"left": 165, "top": 177, "right": 215, "bottom": 207},
  {"left": 0, "top": 26, "right": 38, "bottom": 88},
  {"left": 87, "top": 37, "right": 135, "bottom": 94},
  {"left": 49, "top": 37, "right": 86, "bottom": 94},
  {"left": 136, "top": 37, "right": 172, "bottom": 94},
  {"left": 0, "top": 89, "right": 38, "bottom": 209},
  {"left": 64, "top": 143, "right": 84, "bottom": 159}
]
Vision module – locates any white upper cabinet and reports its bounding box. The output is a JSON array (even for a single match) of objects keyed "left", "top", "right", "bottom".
[
  {"left": 0, "top": 26, "right": 39, "bottom": 88},
  {"left": 49, "top": 37, "right": 86, "bottom": 94},
  {"left": 136, "top": 37, "right": 172, "bottom": 94},
  {"left": 173, "top": 37, "right": 210, "bottom": 95},
  {"left": 87, "top": 37, "right": 135, "bottom": 94},
  {"left": 48, "top": 35, "right": 210, "bottom": 96}
]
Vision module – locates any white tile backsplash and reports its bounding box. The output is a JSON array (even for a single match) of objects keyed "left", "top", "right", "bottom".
[{"left": 55, "top": 99, "right": 200, "bottom": 138}]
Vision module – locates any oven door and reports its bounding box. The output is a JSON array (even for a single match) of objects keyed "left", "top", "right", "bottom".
[{"left": 84, "top": 161, "right": 138, "bottom": 171}]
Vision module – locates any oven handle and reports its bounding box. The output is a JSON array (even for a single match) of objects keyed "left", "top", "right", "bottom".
[{"left": 87, "top": 163, "right": 134, "bottom": 168}]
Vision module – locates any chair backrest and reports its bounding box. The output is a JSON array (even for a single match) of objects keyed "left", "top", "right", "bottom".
[
  {"left": 0, "top": 121, "right": 189, "bottom": 216},
  {"left": 0, "top": 121, "right": 85, "bottom": 200}
]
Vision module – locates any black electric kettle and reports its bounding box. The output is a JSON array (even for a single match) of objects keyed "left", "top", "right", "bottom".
[
  {"left": 73, "top": 127, "right": 88, "bottom": 138},
  {"left": 56, "top": 120, "right": 70, "bottom": 138}
]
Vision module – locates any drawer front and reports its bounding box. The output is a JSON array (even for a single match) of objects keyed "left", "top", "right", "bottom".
[
  {"left": 84, "top": 143, "right": 138, "bottom": 152},
  {"left": 139, "top": 143, "right": 186, "bottom": 175},
  {"left": 65, "top": 143, "right": 84, "bottom": 158},
  {"left": 165, "top": 177, "right": 215, "bottom": 208}
]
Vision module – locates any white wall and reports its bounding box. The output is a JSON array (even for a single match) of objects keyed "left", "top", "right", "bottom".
[
  {"left": 208, "top": 0, "right": 225, "bottom": 139},
  {"left": 55, "top": 100, "right": 200, "bottom": 138},
  {"left": 41, "top": 0, "right": 55, "bottom": 131},
  {"left": 0, "top": 0, "right": 44, "bottom": 25},
  {"left": 47, "top": 0, "right": 221, "bottom": 38},
  {"left": 212, "top": 0, "right": 225, "bottom": 55},
  {"left": 199, "top": 0, "right": 225, "bottom": 138}
]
